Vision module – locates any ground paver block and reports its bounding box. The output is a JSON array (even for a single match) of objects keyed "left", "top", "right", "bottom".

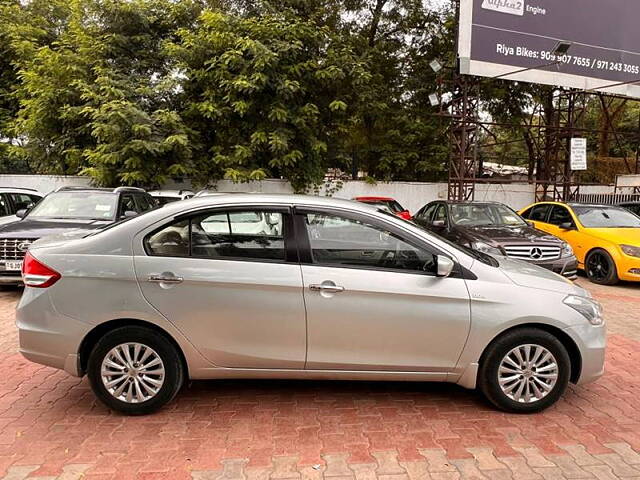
[
  {"left": 466, "top": 448, "right": 507, "bottom": 471},
  {"left": 0, "top": 279, "right": 639, "bottom": 479},
  {"left": 419, "top": 450, "right": 456, "bottom": 473}
]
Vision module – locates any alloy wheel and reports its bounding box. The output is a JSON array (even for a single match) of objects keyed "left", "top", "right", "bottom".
[
  {"left": 587, "top": 252, "right": 610, "bottom": 281},
  {"left": 100, "top": 343, "right": 166, "bottom": 403},
  {"left": 498, "top": 344, "right": 558, "bottom": 404}
]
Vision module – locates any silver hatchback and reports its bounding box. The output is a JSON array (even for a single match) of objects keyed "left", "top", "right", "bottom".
[{"left": 16, "top": 194, "right": 606, "bottom": 415}]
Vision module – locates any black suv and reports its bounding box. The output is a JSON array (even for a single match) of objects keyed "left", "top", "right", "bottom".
[
  {"left": 0, "top": 186, "right": 157, "bottom": 284},
  {"left": 413, "top": 201, "right": 578, "bottom": 279}
]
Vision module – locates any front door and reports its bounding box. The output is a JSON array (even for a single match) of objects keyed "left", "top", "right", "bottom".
[
  {"left": 540, "top": 205, "right": 587, "bottom": 265},
  {"left": 297, "top": 209, "right": 471, "bottom": 372},
  {"left": 134, "top": 207, "right": 307, "bottom": 369}
]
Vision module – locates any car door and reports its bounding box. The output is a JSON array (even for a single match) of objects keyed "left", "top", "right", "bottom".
[
  {"left": 296, "top": 207, "right": 471, "bottom": 372},
  {"left": 544, "top": 205, "right": 588, "bottom": 264},
  {"left": 134, "top": 206, "right": 307, "bottom": 368}
]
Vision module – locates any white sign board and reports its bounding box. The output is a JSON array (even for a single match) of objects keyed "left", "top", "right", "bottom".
[
  {"left": 570, "top": 138, "right": 587, "bottom": 171},
  {"left": 616, "top": 174, "right": 640, "bottom": 188}
]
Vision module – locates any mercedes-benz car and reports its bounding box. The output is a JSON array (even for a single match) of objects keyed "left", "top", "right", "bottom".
[
  {"left": 17, "top": 194, "right": 605, "bottom": 415},
  {"left": 0, "top": 187, "right": 156, "bottom": 284},
  {"left": 413, "top": 201, "right": 578, "bottom": 279}
]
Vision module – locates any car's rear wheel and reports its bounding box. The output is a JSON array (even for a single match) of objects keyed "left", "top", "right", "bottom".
[
  {"left": 87, "top": 326, "right": 184, "bottom": 415},
  {"left": 479, "top": 328, "right": 571, "bottom": 413},
  {"left": 585, "top": 249, "right": 618, "bottom": 285}
]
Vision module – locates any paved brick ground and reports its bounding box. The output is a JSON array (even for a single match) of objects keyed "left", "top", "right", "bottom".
[{"left": 1, "top": 277, "right": 640, "bottom": 479}]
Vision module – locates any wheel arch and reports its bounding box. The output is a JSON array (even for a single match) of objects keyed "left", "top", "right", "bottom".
[
  {"left": 78, "top": 318, "right": 189, "bottom": 378},
  {"left": 479, "top": 323, "right": 582, "bottom": 384}
]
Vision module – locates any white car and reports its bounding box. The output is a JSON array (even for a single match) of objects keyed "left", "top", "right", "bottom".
[
  {"left": 0, "top": 188, "right": 43, "bottom": 226},
  {"left": 148, "top": 190, "right": 194, "bottom": 206}
]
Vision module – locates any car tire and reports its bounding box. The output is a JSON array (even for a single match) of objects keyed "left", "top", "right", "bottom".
[
  {"left": 585, "top": 249, "right": 618, "bottom": 285},
  {"left": 87, "top": 326, "right": 184, "bottom": 415},
  {"left": 479, "top": 328, "right": 571, "bottom": 413}
]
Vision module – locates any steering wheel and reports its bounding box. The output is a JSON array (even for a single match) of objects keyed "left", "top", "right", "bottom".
[{"left": 455, "top": 217, "right": 473, "bottom": 225}]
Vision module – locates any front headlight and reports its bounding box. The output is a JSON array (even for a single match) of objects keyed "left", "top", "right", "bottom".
[
  {"left": 563, "top": 295, "right": 604, "bottom": 326},
  {"left": 561, "top": 242, "right": 574, "bottom": 258},
  {"left": 620, "top": 244, "right": 640, "bottom": 258},
  {"left": 472, "top": 241, "right": 503, "bottom": 256}
]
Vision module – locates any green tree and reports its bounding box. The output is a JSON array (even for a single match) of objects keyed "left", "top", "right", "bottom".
[{"left": 169, "top": 9, "right": 370, "bottom": 191}]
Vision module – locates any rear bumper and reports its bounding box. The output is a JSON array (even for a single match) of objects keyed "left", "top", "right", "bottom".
[{"left": 16, "top": 288, "right": 89, "bottom": 377}]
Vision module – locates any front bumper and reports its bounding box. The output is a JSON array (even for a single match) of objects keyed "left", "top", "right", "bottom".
[
  {"left": 527, "top": 256, "right": 578, "bottom": 280},
  {"left": 0, "top": 272, "right": 23, "bottom": 285},
  {"left": 564, "top": 322, "right": 606, "bottom": 385}
]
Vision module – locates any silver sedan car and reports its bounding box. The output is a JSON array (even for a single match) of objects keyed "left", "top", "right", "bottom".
[{"left": 16, "top": 194, "right": 605, "bottom": 415}]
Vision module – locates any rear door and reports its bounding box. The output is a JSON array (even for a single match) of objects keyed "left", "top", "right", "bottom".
[
  {"left": 296, "top": 207, "right": 471, "bottom": 372},
  {"left": 134, "top": 206, "right": 307, "bottom": 368}
]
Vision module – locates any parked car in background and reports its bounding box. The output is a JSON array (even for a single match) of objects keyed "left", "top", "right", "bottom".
[
  {"left": 0, "top": 188, "right": 43, "bottom": 226},
  {"left": 618, "top": 201, "right": 640, "bottom": 217},
  {"left": 353, "top": 196, "right": 412, "bottom": 220},
  {"left": 148, "top": 190, "right": 194, "bottom": 206},
  {"left": 520, "top": 202, "right": 640, "bottom": 285},
  {"left": 414, "top": 201, "right": 578, "bottom": 279},
  {"left": 18, "top": 194, "right": 604, "bottom": 415},
  {"left": 0, "top": 187, "right": 156, "bottom": 284}
]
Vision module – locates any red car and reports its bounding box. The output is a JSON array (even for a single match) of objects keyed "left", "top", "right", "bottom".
[{"left": 353, "top": 196, "right": 412, "bottom": 220}]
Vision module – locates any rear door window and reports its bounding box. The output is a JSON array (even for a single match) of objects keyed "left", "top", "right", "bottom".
[{"left": 146, "top": 209, "right": 286, "bottom": 262}]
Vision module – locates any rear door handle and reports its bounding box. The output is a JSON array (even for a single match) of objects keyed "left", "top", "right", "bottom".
[
  {"left": 148, "top": 274, "right": 184, "bottom": 284},
  {"left": 309, "top": 284, "right": 345, "bottom": 293}
]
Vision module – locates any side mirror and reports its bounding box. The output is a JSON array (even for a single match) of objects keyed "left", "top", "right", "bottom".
[
  {"left": 559, "top": 222, "right": 575, "bottom": 230},
  {"left": 122, "top": 210, "right": 138, "bottom": 219},
  {"left": 431, "top": 220, "right": 446, "bottom": 228},
  {"left": 436, "top": 256, "right": 455, "bottom": 278},
  {"left": 16, "top": 209, "right": 27, "bottom": 219}
]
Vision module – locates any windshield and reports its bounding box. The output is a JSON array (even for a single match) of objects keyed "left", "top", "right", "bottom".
[
  {"left": 450, "top": 204, "right": 526, "bottom": 227},
  {"left": 27, "top": 192, "right": 117, "bottom": 220},
  {"left": 574, "top": 206, "right": 640, "bottom": 228},
  {"left": 377, "top": 208, "right": 499, "bottom": 267}
]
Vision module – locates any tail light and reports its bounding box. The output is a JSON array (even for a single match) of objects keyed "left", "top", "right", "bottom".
[{"left": 21, "top": 252, "right": 61, "bottom": 288}]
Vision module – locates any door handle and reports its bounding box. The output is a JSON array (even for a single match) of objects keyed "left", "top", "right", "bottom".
[
  {"left": 309, "top": 284, "right": 345, "bottom": 293},
  {"left": 148, "top": 274, "right": 184, "bottom": 284}
]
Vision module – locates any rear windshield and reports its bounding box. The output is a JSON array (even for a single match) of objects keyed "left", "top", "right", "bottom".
[{"left": 27, "top": 192, "right": 117, "bottom": 220}]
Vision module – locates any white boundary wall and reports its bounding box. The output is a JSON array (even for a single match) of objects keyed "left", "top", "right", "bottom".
[{"left": 0, "top": 175, "right": 616, "bottom": 212}]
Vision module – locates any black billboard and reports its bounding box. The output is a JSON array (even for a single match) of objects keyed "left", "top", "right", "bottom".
[{"left": 458, "top": 0, "right": 640, "bottom": 98}]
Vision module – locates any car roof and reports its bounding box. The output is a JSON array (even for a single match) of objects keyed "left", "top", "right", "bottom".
[
  {"left": 354, "top": 196, "right": 395, "bottom": 201},
  {"left": 439, "top": 201, "right": 504, "bottom": 206},
  {"left": 0, "top": 187, "right": 42, "bottom": 195},
  {"left": 154, "top": 193, "right": 379, "bottom": 216},
  {"left": 148, "top": 190, "right": 194, "bottom": 196}
]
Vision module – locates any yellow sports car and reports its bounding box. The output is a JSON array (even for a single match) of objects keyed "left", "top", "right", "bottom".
[{"left": 519, "top": 202, "right": 640, "bottom": 285}]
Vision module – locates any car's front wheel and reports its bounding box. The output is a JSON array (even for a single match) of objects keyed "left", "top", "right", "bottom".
[
  {"left": 87, "top": 326, "right": 184, "bottom": 415},
  {"left": 479, "top": 328, "right": 571, "bottom": 413},
  {"left": 585, "top": 249, "right": 618, "bottom": 285}
]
